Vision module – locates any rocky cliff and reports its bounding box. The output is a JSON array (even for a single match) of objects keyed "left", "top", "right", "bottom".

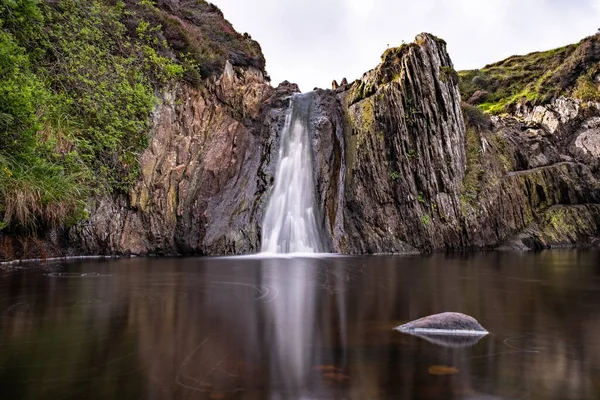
[
  {"left": 311, "top": 35, "right": 600, "bottom": 253},
  {"left": 1, "top": 9, "right": 599, "bottom": 261}
]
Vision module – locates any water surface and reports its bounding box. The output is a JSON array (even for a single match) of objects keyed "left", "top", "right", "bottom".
[{"left": 1, "top": 251, "right": 600, "bottom": 399}]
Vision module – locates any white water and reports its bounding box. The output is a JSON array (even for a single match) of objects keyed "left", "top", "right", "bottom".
[{"left": 261, "top": 93, "right": 327, "bottom": 254}]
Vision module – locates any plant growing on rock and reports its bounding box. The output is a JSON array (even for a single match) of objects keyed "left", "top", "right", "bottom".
[{"left": 421, "top": 214, "right": 430, "bottom": 226}]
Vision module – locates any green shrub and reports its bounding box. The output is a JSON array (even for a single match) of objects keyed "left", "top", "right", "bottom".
[
  {"left": 461, "top": 102, "right": 491, "bottom": 131},
  {"left": 572, "top": 64, "right": 600, "bottom": 101},
  {"left": 0, "top": 0, "right": 190, "bottom": 231},
  {"left": 0, "top": 30, "right": 45, "bottom": 154}
]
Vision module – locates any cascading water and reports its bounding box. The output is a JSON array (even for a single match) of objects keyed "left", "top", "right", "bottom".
[{"left": 261, "top": 93, "right": 327, "bottom": 254}]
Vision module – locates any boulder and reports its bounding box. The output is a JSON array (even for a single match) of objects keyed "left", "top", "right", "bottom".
[
  {"left": 466, "top": 89, "right": 489, "bottom": 105},
  {"left": 395, "top": 312, "right": 488, "bottom": 335}
]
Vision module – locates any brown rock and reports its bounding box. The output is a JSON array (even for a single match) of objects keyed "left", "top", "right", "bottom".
[{"left": 466, "top": 90, "right": 489, "bottom": 105}]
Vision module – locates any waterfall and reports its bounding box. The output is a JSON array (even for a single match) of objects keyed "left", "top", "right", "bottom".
[{"left": 261, "top": 93, "right": 327, "bottom": 254}]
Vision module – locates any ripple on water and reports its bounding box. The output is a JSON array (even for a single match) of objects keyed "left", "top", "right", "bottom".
[{"left": 47, "top": 272, "right": 102, "bottom": 278}]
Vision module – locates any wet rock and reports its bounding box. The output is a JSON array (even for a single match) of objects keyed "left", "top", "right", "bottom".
[{"left": 395, "top": 312, "right": 488, "bottom": 334}]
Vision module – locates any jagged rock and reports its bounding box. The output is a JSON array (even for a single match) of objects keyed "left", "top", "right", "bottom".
[
  {"left": 521, "top": 97, "right": 582, "bottom": 134},
  {"left": 331, "top": 80, "right": 339, "bottom": 90},
  {"left": 575, "top": 117, "right": 600, "bottom": 158},
  {"left": 395, "top": 312, "right": 488, "bottom": 335},
  {"left": 340, "top": 77, "right": 348, "bottom": 86},
  {"left": 323, "top": 33, "right": 467, "bottom": 253}
]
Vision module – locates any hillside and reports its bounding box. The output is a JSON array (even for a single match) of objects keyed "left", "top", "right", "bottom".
[
  {"left": 459, "top": 34, "right": 600, "bottom": 114},
  {"left": 0, "top": 0, "right": 264, "bottom": 233}
]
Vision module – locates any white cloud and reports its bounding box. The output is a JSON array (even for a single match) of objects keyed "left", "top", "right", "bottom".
[{"left": 211, "top": 0, "right": 600, "bottom": 92}]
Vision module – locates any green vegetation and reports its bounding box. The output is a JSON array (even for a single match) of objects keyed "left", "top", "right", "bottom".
[
  {"left": 461, "top": 127, "right": 485, "bottom": 205},
  {"left": 390, "top": 171, "right": 400, "bottom": 181},
  {"left": 459, "top": 34, "right": 600, "bottom": 114},
  {"left": 421, "top": 214, "right": 430, "bottom": 226},
  {"left": 572, "top": 64, "right": 600, "bottom": 101},
  {"left": 0, "top": 0, "right": 263, "bottom": 232},
  {"left": 459, "top": 103, "right": 493, "bottom": 206}
]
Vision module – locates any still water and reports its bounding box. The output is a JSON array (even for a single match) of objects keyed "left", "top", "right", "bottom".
[{"left": 1, "top": 251, "right": 600, "bottom": 400}]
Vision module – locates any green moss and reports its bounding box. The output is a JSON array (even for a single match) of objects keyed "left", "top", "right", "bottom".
[
  {"left": 488, "top": 134, "right": 513, "bottom": 172},
  {"left": 381, "top": 43, "right": 410, "bottom": 62},
  {"left": 350, "top": 98, "right": 377, "bottom": 140},
  {"left": 540, "top": 205, "right": 599, "bottom": 243}
]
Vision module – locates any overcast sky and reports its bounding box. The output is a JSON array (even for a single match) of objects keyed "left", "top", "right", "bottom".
[{"left": 211, "top": 0, "right": 600, "bottom": 92}]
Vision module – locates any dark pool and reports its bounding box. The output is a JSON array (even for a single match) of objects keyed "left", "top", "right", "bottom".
[{"left": 1, "top": 251, "right": 600, "bottom": 399}]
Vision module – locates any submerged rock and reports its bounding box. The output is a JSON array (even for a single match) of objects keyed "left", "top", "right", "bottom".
[{"left": 395, "top": 312, "right": 488, "bottom": 335}]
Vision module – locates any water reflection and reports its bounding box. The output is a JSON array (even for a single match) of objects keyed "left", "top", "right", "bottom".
[{"left": 0, "top": 251, "right": 599, "bottom": 399}]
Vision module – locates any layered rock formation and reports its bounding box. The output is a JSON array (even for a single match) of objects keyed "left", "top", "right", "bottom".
[
  {"left": 1, "top": 23, "right": 599, "bottom": 261},
  {"left": 71, "top": 64, "right": 297, "bottom": 257},
  {"left": 333, "top": 35, "right": 467, "bottom": 253}
]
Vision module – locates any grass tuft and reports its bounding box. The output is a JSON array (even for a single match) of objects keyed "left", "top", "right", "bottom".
[{"left": 0, "top": 155, "right": 86, "bottom": 231}]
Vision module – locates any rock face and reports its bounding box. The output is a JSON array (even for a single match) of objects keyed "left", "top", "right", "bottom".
[
  {"left": 333, "top": 35, "right": 466, "bottom": 253},
  {"left": 469, "top": 97, "right": 600, "bottom": 251},
  {"left": 309, "top": 35, "right": 600, "bottom": 254},
  {"left": 0, "top": 62, "right": 299, "bottom": 260},
  {"left": 396, "top": 312, "right": 488, "bottom": 334},
  {"left": 2, "top": 31, "right": 600, "bottom": 261},
  {"left": 70, "top": 66, "right": 299, "bottom": 257}
]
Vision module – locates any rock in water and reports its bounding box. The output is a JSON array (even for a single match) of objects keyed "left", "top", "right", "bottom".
[{"left": 395, "top": 312, "right": 488, "bottom": 335}]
